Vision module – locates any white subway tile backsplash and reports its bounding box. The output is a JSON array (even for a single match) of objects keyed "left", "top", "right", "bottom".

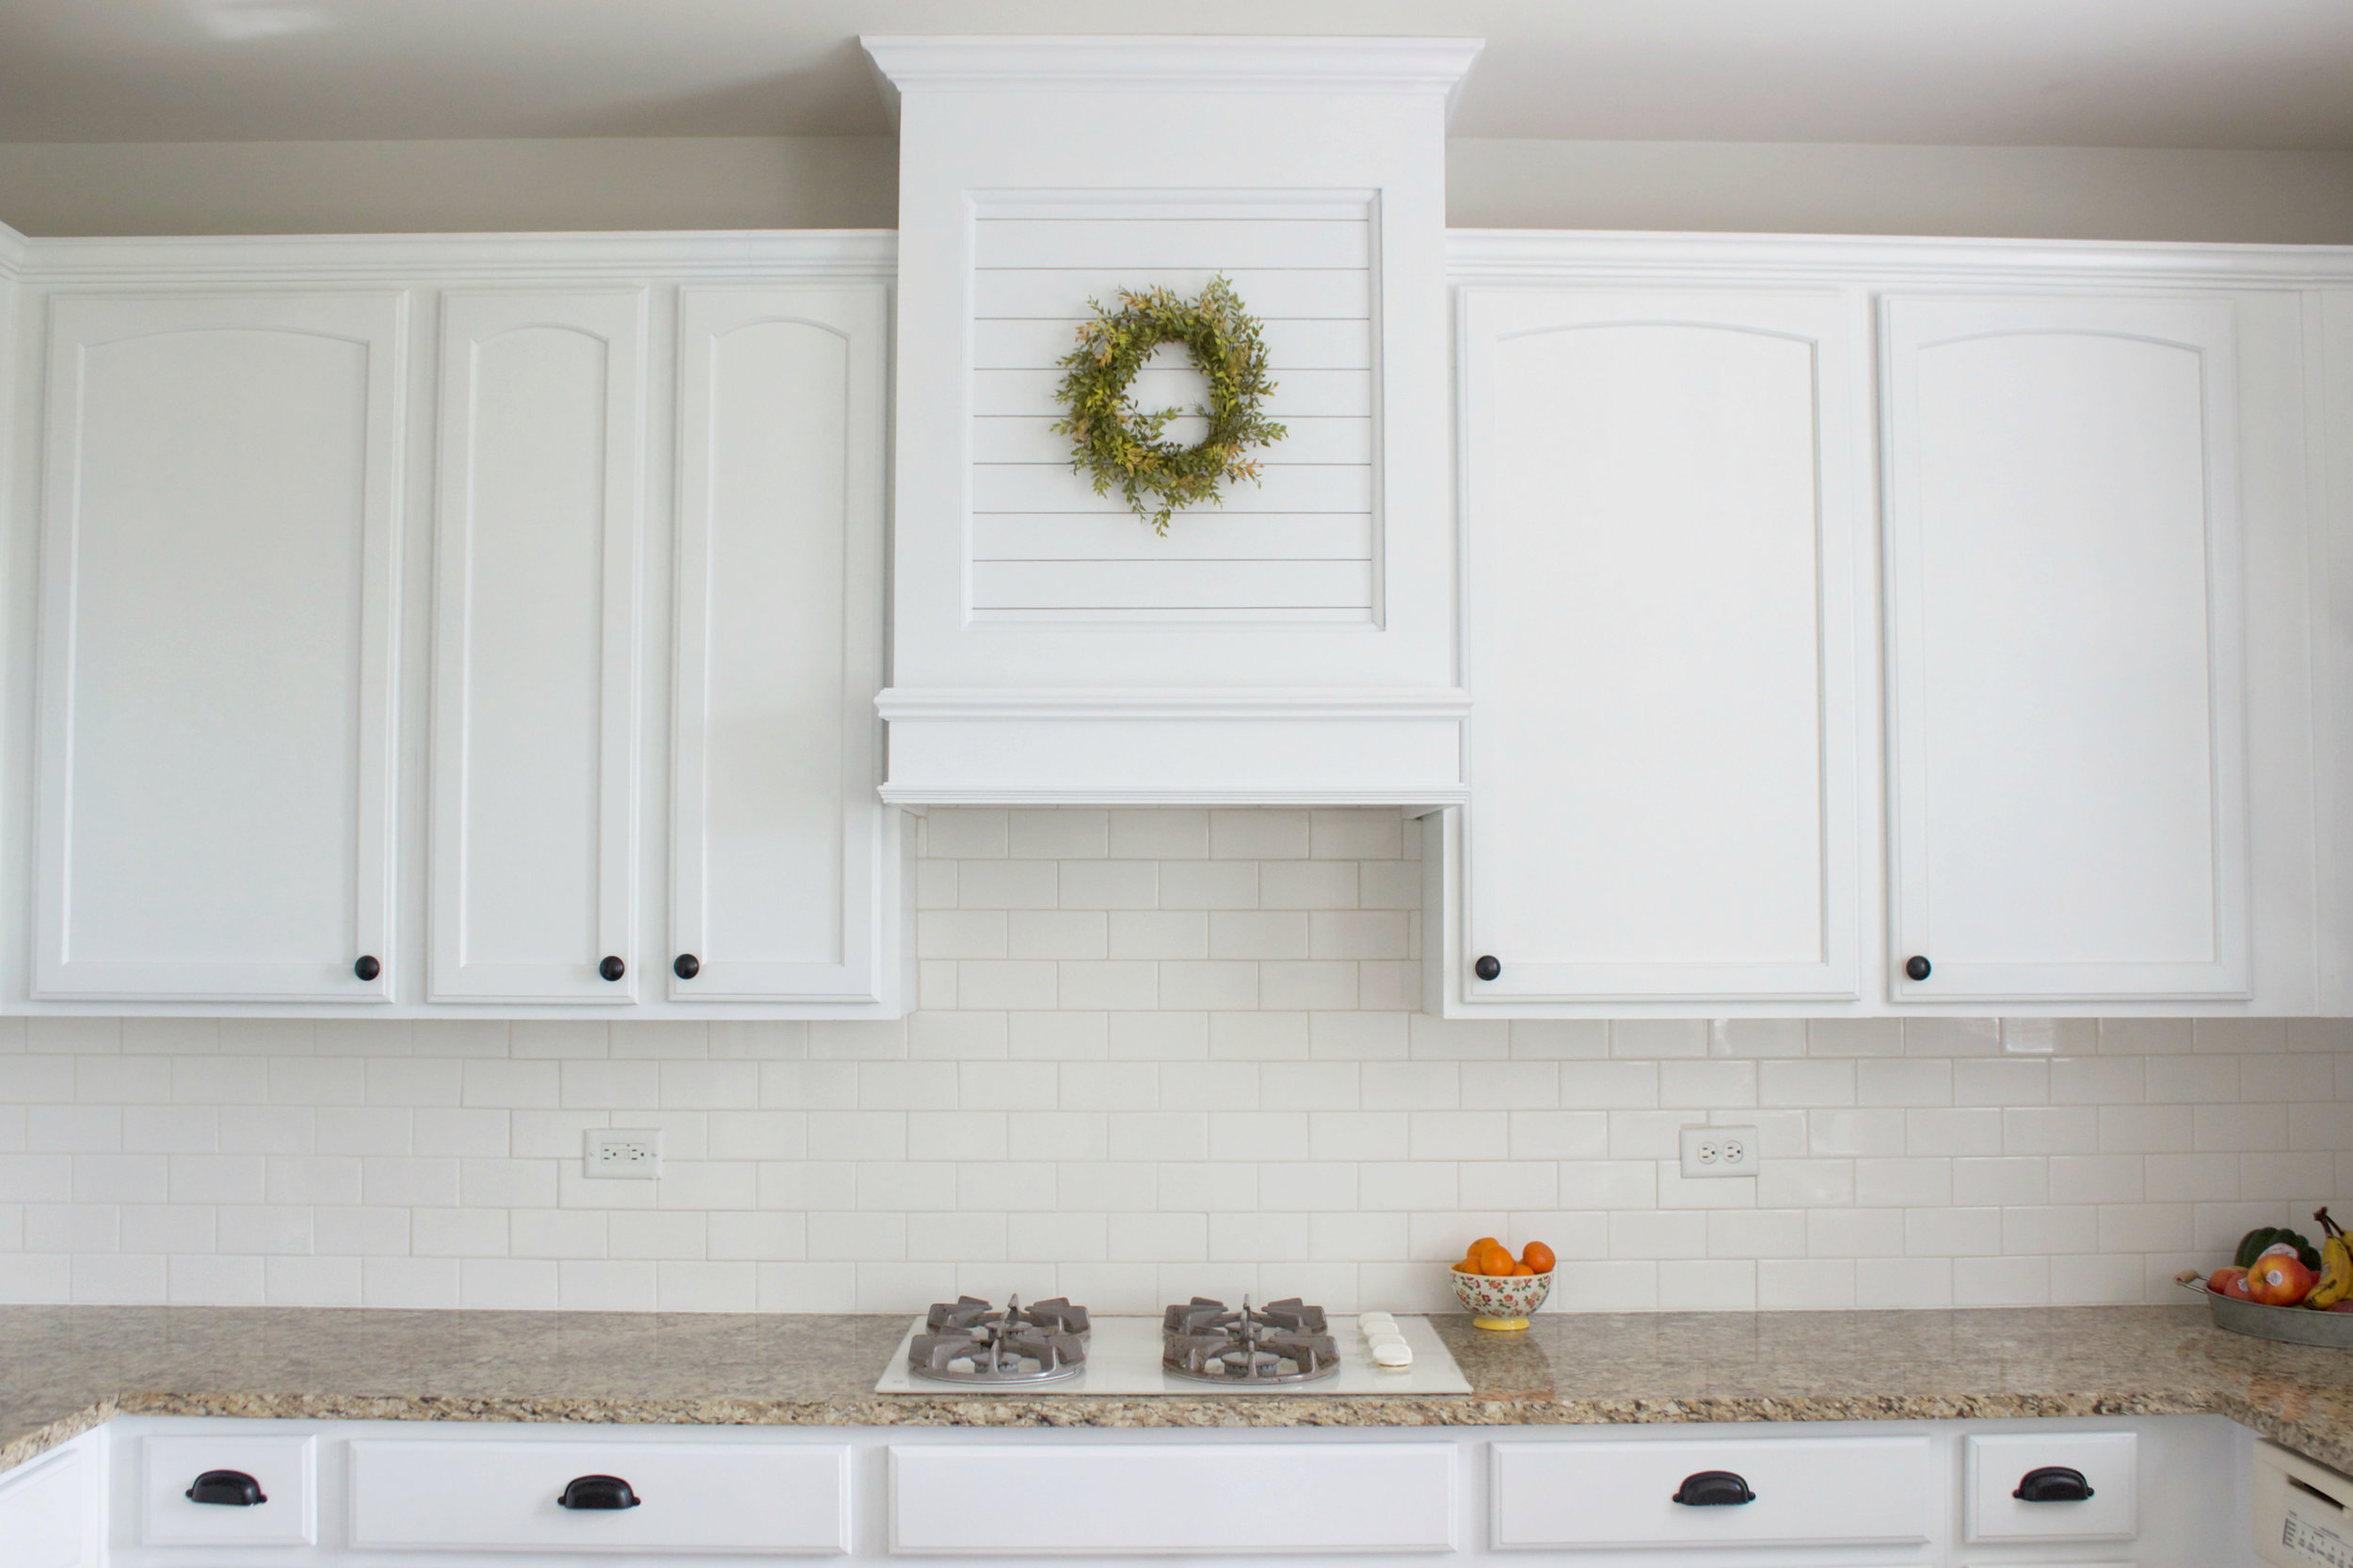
[{"left": 0, "top": 807, "right": 2341, "bottom": 1314}]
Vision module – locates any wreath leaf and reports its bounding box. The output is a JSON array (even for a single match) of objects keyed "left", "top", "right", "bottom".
[{"left": 1048, "top": 275, "right": 1288, "bottom": 536}]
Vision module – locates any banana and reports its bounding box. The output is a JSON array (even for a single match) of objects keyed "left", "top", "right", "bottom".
[{"left": 2309, "top": 1208, "right": 2352, "bottom": 1309}]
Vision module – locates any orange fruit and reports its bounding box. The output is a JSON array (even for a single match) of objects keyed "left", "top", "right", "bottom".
[
  {"left": 1476, "top": 1241, "right": 1515, "bottom": 1276},
  {"left": 1511, "top": 1264, "right": 1535, "bottom": 1277},
  {"left": 1451, "top": 1260, "right": 1475, "bottom": 1273},
  {"left": 1468, "top": 1237, "right": 1501, "bottom": 1255},
  {"left": 1520, "top": 1241, "right": 1556, "bottom": 1274}
]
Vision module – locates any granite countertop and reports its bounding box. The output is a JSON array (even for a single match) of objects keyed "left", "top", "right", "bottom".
[{"left": 4, "top": 1304, "right": 2347, "bottom": 1479}]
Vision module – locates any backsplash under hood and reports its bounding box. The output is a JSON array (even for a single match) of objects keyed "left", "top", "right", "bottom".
[{"left": 862, "top": 36, "right": 1480, "bottom": 806}]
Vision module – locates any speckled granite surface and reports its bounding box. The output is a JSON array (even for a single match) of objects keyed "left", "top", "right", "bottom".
[{"left": 3, "top": 1304, "right": 2345, "bottom": 1477}]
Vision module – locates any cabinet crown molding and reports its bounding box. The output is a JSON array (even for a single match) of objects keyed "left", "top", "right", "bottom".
[{"left": 860, "top": 35, "right": 1483, "bottom": 120}]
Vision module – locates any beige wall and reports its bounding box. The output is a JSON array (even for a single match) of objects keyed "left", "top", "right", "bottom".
[
  {"left": 1446, "top": 139, "right": 2353, "bottom": 243},
  {"left": 2, "top": 136, "right": 2351, "bottom": 241},
  {"left": 0, "top": 137, "right": 898, "bottom": 235}
]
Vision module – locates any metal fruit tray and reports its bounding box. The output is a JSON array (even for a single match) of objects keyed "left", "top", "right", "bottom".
[{"left": 2175, "top": 1273, "right": 2353, "bottom": 1349}]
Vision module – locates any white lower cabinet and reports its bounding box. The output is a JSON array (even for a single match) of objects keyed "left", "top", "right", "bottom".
[
  {"left": 0, "top": 1435, "right": 98, "bottom": 1568},
  {"left": 1965, "top": 1430, "right": 2137, "bottom": 1544},
  {"left": 888, "top": 1442, "right": 1456, "bottom": 1555},
  {"left": 348, "top": 1438, "right": 850, "bottom": 1554},
  {"left": 141, "top": 1432, "right": 316, "bottom": 1545},
  {"left": 1491, "top": 1433, "right": 1932, "bottom": 1550},
  {"left": 91, "top": 1413, "right": 2251, "bottom": 1567}
]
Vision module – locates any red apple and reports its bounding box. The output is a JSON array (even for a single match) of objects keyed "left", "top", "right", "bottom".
[
  {"left": 2209, "top": 1267, "right": 2249, "bottom": 1295},
  {"left": 2327, "top": 1301, "right": 2353, "bottom": 1313},
  {"left": 2248, "top": 1253, "right": 2315, "bottom": 1306},
  {"left": 2222, "top": 1269, "right": 2257, "bottom": 1300}
]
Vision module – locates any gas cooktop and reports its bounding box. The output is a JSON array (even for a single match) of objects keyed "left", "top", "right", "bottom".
[{"left": 875, "top": 1294, "right": 1472, "bottom": 1397}]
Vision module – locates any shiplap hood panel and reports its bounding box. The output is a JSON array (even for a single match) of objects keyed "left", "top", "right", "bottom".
[{"left": 863, "top": 36, "right": 1480, "bottom": 804}]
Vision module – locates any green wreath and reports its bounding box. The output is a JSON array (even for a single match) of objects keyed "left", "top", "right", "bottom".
[{"left": 1049, "top": 276, "right": 1288, "bottom": 536}]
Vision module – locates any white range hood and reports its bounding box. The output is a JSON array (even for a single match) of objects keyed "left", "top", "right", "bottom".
[{"left": 863, "top": 35, "right": 1481, "bottom": 804}]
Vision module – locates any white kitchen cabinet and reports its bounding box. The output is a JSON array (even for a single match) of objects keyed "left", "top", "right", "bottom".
[
  {"left": 1883, "top": 294, "right": 2249, "bottom": 1001},
  {"left": 1453, "top": 286, "right": 1865, "bottom": 1003},
  {"left": 0, "top": 1437, "right": 97, "bottom": 1568},
  {"left": 31, "top": 291, "right": 406, "bottom": 1002},
  {"left": 668, "top": 284, "right": 895, "bottom": 1004},
  {"left": 1491, "top": 1433, "right": 1934, "bottom": 1550},
  {"left": 429, "top": 290, "right": 648, "bottom": 1002},
  {"left": 139, "top": 1432, "right": 316, "bottom": 1545},
  {"left": 1439, "top": 234, "right": 2331, "bottom": 1017},
  {"left": 7, "top": 233, "right": 904, "bottom": 1018},
  {"left": 889, "top": 1442, "right": 1457, "bottom": 1555},
  {"left": 348, "top": 1438, "right": 850, "bottom": 1554}
]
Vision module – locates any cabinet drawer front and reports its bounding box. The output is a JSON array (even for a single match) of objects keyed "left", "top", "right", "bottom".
[
  {"left": 889, "top": 1443, "right": 1456, "bottom": 1555},
  {"left": 1967, "top": 1432, "right": 2137, "bottom": 1542},
  {"left": 1492, "top": 1435, "right": 1933, "bottom": 1549},
  {"left": 143, "top": 1433, "right": 317, "bottom": 1544},
  {"left": 348, "top": 1440, "right": 849, "bottom": 1554}
]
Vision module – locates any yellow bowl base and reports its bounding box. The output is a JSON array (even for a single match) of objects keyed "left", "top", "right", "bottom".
[{"left": 1473, "top": 1316, "right": 1529, "bottom": 1331}]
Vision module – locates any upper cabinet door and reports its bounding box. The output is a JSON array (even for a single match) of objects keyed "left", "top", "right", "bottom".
[
  {"left": 429, "top": 291, "right": 647, "bottom": 1002},
  {"left": 670, "top": 286, "right": 890, "bottom": 1003},
  {"left": 1457, "top": 289, "right": 1863, "bottom": 1001},
  {"left": 1883, "top": 295, "right": 2249, "bottom": 1000},
  {"left": 34, "top": 293, "right": 407, "bottom": 1001}
]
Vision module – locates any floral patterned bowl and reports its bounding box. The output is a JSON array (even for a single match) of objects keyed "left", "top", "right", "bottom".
[{"left": 1449, "top": 1268, "right": 1554, "bottom": 1330}]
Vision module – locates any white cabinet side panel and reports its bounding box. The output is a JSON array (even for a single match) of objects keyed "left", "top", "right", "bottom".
[
  {"left": 0, "top": 1442, "right": 94, "bottom": 1568},
  {"left": 34, "top": 291, "right": 406, "bottom": 1001},
  {"left": 429, "top": 290, "right": 646, "bottom": 1002},
  {"left": 1457, "top": 288, "right": 1861, "bottom": 1001},
  {"left": 670, "top": 285, "right": 888, "bottom": 1003},
  {"left": 1884, "top": 295, "right": 2249, "bottom": 1000}
]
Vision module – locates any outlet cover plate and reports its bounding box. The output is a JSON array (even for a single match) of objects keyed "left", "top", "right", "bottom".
[
  {"left": 1679, "top": 1124, "right": 1758, "bottom": 1179},
  {"left": 584, "top": 1128, "right": 663, "bottom": 1179}
]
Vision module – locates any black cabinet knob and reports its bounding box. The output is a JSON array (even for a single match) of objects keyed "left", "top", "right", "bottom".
[
  {"left": 353, "top": 955, "right": 381, "bottom": 982},
  {"left": 599, "top": 955, "right": 625, "bottom": 983},
  {"left": 1474, "top": 955, "right": 1501, "bottom": 982},
  {"left": 1904, "top": 954, "right": 1931, "bottom": 982},
  {"left": 556, "top": 1474, "right": 641, "bottom": 1511},
  {"left": 2013, "top": 1465, "right": 2094, "bottom": 1502},
  {"left": 187, "top": 1469, "right": 266, "bottom": 1507},
  {"left": 1672, "top": 1470, "right": 1755, "bottom": 1507},
  {"left": 673, "top": 953, "right": 700, "bottom": 980}
]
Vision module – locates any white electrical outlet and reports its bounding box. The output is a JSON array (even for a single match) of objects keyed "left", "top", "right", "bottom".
[
  {"left": 1679, "top": 1124, "right": 1759, "bottom": 1179},
  {"left": 584, "top": 1128, "right": 663, "bottom": 1179}
]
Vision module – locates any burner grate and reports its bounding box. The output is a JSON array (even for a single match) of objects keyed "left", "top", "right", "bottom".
[
  {"left": 909, "top": 1294, "right": 1090, "bottom": 1385},
  {"left": 1160, "top": 1295, "right": 1339, "bottom": 1384}
]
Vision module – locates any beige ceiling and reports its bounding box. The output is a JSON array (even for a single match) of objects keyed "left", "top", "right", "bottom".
[{"left": 4, "top": 0, "right": 2350, "bottom": 149}]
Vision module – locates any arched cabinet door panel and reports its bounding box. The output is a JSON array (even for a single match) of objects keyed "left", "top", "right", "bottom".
[
  {"left": 428, "top": 292, "right": 647, "bottom": 1003},
  {"left": 1455, "top": 288, "right": 1865, "bottom": 1002},
  {"left": 34, "top": 293, "right": 407, "bottom": 1002},
  {"left": 1882, "top": 295, "right": 2249, "bottom": 1000},
  {"left": 669, "top": 286, "right": 890, "bottom": 1003}
]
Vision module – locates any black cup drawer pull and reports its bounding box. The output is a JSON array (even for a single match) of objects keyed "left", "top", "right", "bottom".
[
  {"left": 186, "top": 1469, "right": 267, "bottom": 1507},
  {"left": 2013, "top": 1465, "right": 2094, "bottom": 1502},
  {"left": 558, "top": 1475, "right": 642, "bottom": 1511},
  {"left": 1672, "top": 1470, "right": 1756, "bottom": 1506}
]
